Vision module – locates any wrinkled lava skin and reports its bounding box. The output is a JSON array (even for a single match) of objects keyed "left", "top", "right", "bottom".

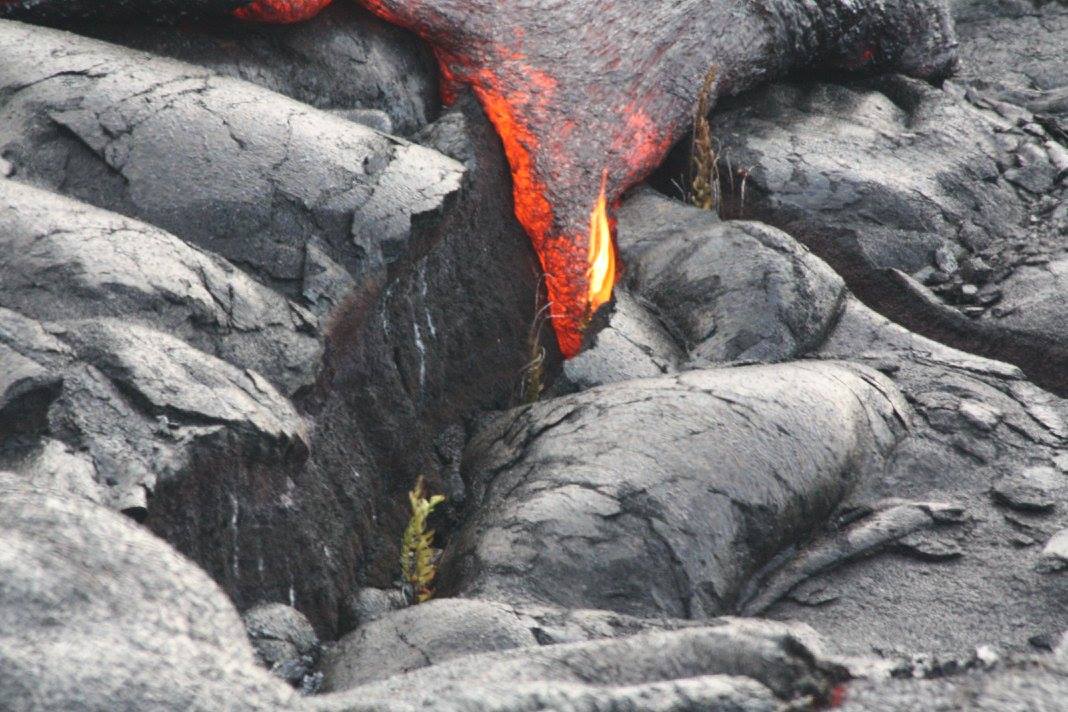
[
  {"left": 1, "top": 0, "right": 957, "bottom": 356},
  {"left": 355, "top": 0, "right": 958, "bottom": 356}
]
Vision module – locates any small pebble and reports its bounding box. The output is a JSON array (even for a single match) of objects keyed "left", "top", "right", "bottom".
[{"left": 934, "top": 246, "right": 959, "bottom": 274}]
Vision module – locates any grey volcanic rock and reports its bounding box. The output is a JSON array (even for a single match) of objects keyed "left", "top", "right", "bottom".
[
  {"left": 0, "top": 343, "right": 61, "bottom": 437},
  {"left": 315, "top": 619, "right": 837, "bottom": 712},
  {"left": 344, "top": 587, "right": 408, "bottom": 629},
  {"left": 0, "top": 20, "right": 462, "bottom": 304},
  {"left": 953, "top": 1, "right": 1068, "bottom": 121},
  {"left": 991, "top": 466, "right": 1064, "bottom": 513},
  {"left": 769, "top": 296, "right": 1068, "bottom": 655},
  {"left": 1042, "top": 529, "right": 1068, "bottom": 572},
  {"left": 0, "top": 36, "right": 544, "bottom": 635},
  {"left": 442, "top": 362, "right": 908, "bottom": 618},
  {"left": 553, "top": 289, "right": 685, "bottom": 393},
  {"left": 0, "top": 476, "right": 298, "bottom": 712},
  {"left": 322, "top": 599, "right": 539, "bottom": 690},
  {"left": 617, "top": 189, "right": 846, "bottom": 364},
  {"left": 0, "top": 179, "right": 322, "bottom": 396},
  {"left": 243, "top": 603, "right": 320, "bottom": 687},
  {"left": 0, "top": 311, "right": 308, "bottom": 515},
  {"left": 700, "top": 75, "right": 1068, "bottom": 392},
  {"left": 839, "top": 658, "right": 1068, "bottom": 712},
  {"left": 81, "top": 2, "right": 438, "bottom": 135},
  {"left": 324, "top": 598, "right": 823, "bottom": 691}
]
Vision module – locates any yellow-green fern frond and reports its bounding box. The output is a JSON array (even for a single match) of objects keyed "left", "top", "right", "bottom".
[{"left": 400, "top": 476, "right": 446, "bottom": 603}]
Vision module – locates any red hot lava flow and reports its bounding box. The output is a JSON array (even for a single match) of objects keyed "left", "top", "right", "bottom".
[{"left": 240, "top": 0, "right": 958, "bottom": 357}]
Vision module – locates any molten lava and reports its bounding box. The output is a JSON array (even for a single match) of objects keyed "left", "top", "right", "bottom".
[{"left": 232, "top": 0, "right": 332, "bottom": 23}]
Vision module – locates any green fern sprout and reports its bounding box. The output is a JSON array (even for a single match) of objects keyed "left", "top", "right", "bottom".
[{"left": 400, "top": 476, "right": 446, "bottom": 604}]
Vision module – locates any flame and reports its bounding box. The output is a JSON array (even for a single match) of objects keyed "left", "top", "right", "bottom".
[{"left": 587, "top": 171, "right": 616, "bottom": 317}]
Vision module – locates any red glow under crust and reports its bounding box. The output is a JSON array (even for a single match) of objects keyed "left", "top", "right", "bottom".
[{"left": 233, "top": 0, "right": 333, "bottom": 23}]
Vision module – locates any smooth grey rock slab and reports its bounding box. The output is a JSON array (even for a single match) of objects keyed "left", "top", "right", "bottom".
[
  {"left": 0, "top": 476, "right": 298, "bottom": 712},
  {"left": 443, "top": 361, "right": 908, "bottom": 619},
  {"left": 0, "top": 19, "right": 462, "bottom": 306}
]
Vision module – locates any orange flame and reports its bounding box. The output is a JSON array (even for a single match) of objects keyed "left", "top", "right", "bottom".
[{"left": 587, "top": 171, "right": 616, "bottom": 317}]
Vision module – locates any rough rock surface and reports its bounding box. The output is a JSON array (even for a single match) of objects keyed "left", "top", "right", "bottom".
[
  {"left": 442, "top": 362, "right": 908, "bottom": 619},
  {"left": 243, "top": 603, "right": 321, "bottom": 688},
  {"left": 3, "top": 3, "right": 1068, "bottom": 711},
  {"left": 685, "top": 44, "right": 1068, "bottom": 392},
  {"left": 0, "top": 0, "right": 248, "bottom": 22},
  {"left": 551, "top": 288, "right": 685, "bottom": 394},
  {"left": 0, "top": 307, "right": 308, "bottom": 517},
  {"left": 780, "top": 299, "right": 1068, "bottom": 656},
  {"left": 0, "top": 179, "right": 322, "bottom": 396},
  {"left": 839, "top": 657, "right": 1068, "bottom": 711}
]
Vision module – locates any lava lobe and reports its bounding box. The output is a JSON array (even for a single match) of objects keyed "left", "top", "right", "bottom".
[{"left": 354, "top": 0, "right": 958, "bottom": 356}]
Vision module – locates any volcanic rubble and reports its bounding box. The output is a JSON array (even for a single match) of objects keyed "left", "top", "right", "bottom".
[{"left": 1, "top": 1, "right": 1067, "bottom": 710}]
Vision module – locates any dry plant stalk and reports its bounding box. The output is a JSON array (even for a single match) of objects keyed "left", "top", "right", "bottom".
[
  {"left": 691, "top": 66, "right": 720, "bottom": 213},
  {"left": 400, "top": 476, "right": 446, "bottom": 603},
  {"left": 521, "top": 289, "right": 552, "bottom": 404}
]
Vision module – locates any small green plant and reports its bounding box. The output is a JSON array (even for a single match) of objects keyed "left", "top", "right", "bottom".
[
  {"left": 400, "top": 476, "right": 446, "bottom": 603},
  {"left": 691, "top": 66, "right": 720, "bottom": 213}
]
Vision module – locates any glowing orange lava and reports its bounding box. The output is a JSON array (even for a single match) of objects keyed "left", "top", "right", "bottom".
[{"left": 232, "top": 0, "right": 333, "bottom": 23}]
